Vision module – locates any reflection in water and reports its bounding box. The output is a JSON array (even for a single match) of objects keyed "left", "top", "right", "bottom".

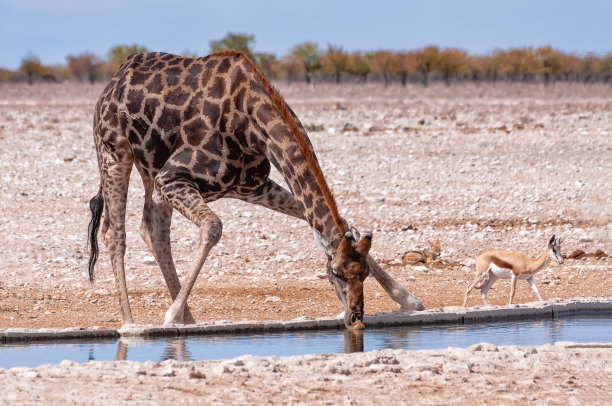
[
  {"left": 5, "top": 316, "right": 608, "bottom": 369},
  {"left": 344, "top": 330, "right": 364, "bottom": 353},
  {"left": 116, "top": 337, "right": 192, "bottom": 362}
]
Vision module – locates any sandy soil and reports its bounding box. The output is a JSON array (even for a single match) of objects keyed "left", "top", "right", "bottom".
[
  {"left": 0, "top": 81, "right": 610, "bottom": 403},
  {"left": 1, "top": 343, "right": 610, "bottom": 405}
]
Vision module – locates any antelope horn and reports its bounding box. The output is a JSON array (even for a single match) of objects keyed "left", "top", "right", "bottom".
[{"left": 355, "top": 231, "right": 373, "bottom": 257}]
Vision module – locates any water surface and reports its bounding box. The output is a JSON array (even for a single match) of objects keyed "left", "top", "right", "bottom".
[{"left": 1, "top": 316, "right": 610, "bottom": 369}]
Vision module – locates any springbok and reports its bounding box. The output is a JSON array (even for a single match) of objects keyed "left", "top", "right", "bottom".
[{"left": 463, "top": 236, "right": 563, "bottom": 307}]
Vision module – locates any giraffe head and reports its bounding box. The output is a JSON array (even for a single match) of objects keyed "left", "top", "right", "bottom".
[{"left": 328, "top": 230, "right": 373, "bottom": 329}]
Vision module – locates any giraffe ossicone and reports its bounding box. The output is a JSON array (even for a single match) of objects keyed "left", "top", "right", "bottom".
[{"left": 87, "top": 50, "right": 424, "bottom": 329}]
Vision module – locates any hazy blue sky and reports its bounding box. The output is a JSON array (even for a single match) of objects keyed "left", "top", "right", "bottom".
[{"left": 1, "top": 0, "right": 611, "bottom": 70}]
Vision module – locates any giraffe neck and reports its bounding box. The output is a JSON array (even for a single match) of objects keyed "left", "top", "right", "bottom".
[
  {"left": 261, "top": 110, "right": 344, "bottom": 249},
  {"left": 236, "top": 52, "right": 345, "bottom": 250}
]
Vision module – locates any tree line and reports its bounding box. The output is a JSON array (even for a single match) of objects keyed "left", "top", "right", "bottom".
[{"left": 3, "top": 33, "right": 612, "bottom": 85}]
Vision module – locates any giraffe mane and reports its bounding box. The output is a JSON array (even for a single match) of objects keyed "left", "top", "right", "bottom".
[{"left": 216, "top": 50, "right": 346, "bottom": 236}]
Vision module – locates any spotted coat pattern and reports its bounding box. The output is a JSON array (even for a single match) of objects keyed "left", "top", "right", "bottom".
[
  {"left": 94, "top": 51, "right": 341, "bottom": 243},
  {"left": 91, "top": 50, "right": 379, "bottom": 326}
]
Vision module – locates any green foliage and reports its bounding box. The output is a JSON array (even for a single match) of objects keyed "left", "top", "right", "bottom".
[
  {"left": 5, "top": 37, "right": 612, "bottom": 85},
  {"left": 105, "top": 44, "right": 148, "bottom": 77},
  {"left": 254, "top": 52, "right": 277, "bottom": 78},
  {"left": 19, "top": 53, "right": 49, "bottom": 84},
  {"left": 289, "top": 42, "right": 322, "bottom": 74},
  {"left": 321, "top": 45, "right": 348, "bottom": 83},
  {"left": 0, "top": 67, "right": 14, "bottom": 82},
  {"left": 346, "top": 51, "right": 372, "bottom": 78},
  {"left": 210, "top": 32, "right": 256, "bottom": 61}
]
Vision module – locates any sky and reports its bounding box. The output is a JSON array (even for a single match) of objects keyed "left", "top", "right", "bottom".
[{"left": 1, "top": 0, "right": 611, "bottom": 70}]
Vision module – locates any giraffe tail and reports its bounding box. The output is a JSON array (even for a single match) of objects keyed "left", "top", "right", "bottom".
[{"left": 87, "top": 187, "right": 104, "bottom": 282}]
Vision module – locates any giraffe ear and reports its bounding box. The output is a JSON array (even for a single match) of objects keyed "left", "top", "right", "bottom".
[
  {"left": 355, "top": 231, "right": 372, "bottom": 257},
  {"left": 333, "top": 231, "right": 354, "bottom": 266}
]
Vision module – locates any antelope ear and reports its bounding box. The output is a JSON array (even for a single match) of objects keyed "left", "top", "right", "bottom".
[
  {"left": 355, "top": 231, "right": 372, "bottom": 257},
  {"left": 549, "top": 235, "right": 555, "bottom": 246}
]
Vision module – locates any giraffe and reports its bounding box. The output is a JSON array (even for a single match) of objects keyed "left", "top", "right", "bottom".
[{"left": 87, "top": 50, "right": 424, "bottom": 329}]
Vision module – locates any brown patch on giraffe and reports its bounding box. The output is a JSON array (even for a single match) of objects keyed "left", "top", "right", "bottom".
[
  {"left": 157, "top": 106, "right": 181, "bottom": 132},
  {"left": 183, "top": 118, "right": 209, "bottom": 146},
  {"left": 208, "top": 77, "right": 226, "bottom": 99},
  {"left": 166, "top": 88, "right": 190, "bottom": 106},
  {"left": 165, "top": 67, "right": 183, "bottom": 87},
  {"left": 202, "top": 101, "right": 220, "bottom": 126},
  {"left": 130, "top": 70, "right": 150, "bottom": 86},
  {"left": 126, "top": 89, "right": 144, "bottom": 114},
  {"left": 217, "top": 57, "right": 231, "bottom": 74},
  {"left": 143, "top": 98, "right": 160, "bottom": 120},
  {"left": 147, "top": 73, "right": 163, "bottom": 94},
  {"left": 184, "top": 64, "right": 203, "bottom": 91},
  {"left": 230, "top": 66, "right": 247, "bottom": 94}
]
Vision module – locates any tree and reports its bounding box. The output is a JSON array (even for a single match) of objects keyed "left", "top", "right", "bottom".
[
  {"left": 0, "top": 67, "right": 12, "bottom": 82},
  {"left": 67, "top": 52, "right": 102, "bottom": 83},
  {"left": 535, "top": 46, "right": 563, "bottom": 85},
  {"left": 396, "top": 51, "right": 418, "bottom": 86},
  {"left": 346, "top": 51, "right": 372, "bottom": 83},
  {"left": 372, "top": 50, "right": 401, "bottom": 86},
  {"left": 105, "top": 44, "right": 148, "bottom": 77},
  {"left": 210, "top": 32, "right": 256, "bottom": 61},
  {"left": 416, "top": 46, "right": 439, "bottom": 86},
  {"left": 598, "top": 53, "right": 612, "bottom": 82},
  {"left": 579, "top": 54, "right": 600, "bottom": 82},
  {"left": 254, "top": 52, "right": 277, "bottom": 78},
  {"left": 321, "top": 45, "right": 348, "bottom": 84},
  {"left": 288, "top": 42, "right": 322, "bottom": 84},
  {"left": 436, "top": 48, "right": 467, "bottom": 85},
  {"left": 19, "top": 53, "right": 45, "bottom": 84}
]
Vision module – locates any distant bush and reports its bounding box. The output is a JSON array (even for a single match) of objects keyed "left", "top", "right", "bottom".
[{"left": 6, "top": 35, "right": 612, "bottom": 85}]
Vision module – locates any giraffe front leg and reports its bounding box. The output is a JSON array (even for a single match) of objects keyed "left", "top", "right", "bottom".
[
  {"left": 140, "top": 178, "right": 195, "bottom": 324},
  {"left": 155, "top": 177, "right": 222, "bottom": 326},
  {"left": 366, "top": 255, "right": 425, "bottom": 310},
  {"left": 230, "top": 179, "right": 306, "bottom": 220}
]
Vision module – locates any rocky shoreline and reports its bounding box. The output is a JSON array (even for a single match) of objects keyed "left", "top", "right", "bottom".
[{"left": 1, "top": 341, "right": 610, "bottom": 405}]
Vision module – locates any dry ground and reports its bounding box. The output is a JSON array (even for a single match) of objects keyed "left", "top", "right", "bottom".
[
  {"left": 0, "top": 81, "right": 609, "bottom": 330},
  {"left": 1, "top": 81, "right": 611, "bottom": 405}
]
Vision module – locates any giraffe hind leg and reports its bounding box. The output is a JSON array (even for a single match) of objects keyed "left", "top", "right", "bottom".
[
  {"left": 139, "top": 178, "right": 195, "bottom": 324},
  {"left": 155, "top": 176, "right": 222, "bottom": 325},
  {"left": 101, "top": 155, "right": 134, "bottom": 325}
]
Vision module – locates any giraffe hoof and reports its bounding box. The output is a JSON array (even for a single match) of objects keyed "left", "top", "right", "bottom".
[{"left": 164, "top": 305, "right": 185, "bottom": 326}]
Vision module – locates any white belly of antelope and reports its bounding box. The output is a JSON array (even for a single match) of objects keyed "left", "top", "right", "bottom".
[
  {"left": 489, "top": 263, "right": 533, "bottom": 279},
  {"left": 489, "top": 263, "right": 513, "bottom": 279}
]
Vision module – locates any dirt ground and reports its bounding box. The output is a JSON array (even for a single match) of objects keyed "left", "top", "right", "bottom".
[
  {"left": 0, "top": 81, "right": 610, "bottom": 404},
  {"left": 0, "top": 81, "right": 609, "bottom": 329}
]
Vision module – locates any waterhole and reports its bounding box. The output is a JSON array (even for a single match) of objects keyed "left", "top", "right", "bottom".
[{"left": 1, "top": 316, "right": 610, "bottom": 369}]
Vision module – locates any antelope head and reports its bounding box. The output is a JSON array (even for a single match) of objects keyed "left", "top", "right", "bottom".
[
  {"left": 328, "top": 230, "right": 372, "bottom": 330},
  {"left": 548, "top": 235, "right": 564, "bottom": 264}
]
